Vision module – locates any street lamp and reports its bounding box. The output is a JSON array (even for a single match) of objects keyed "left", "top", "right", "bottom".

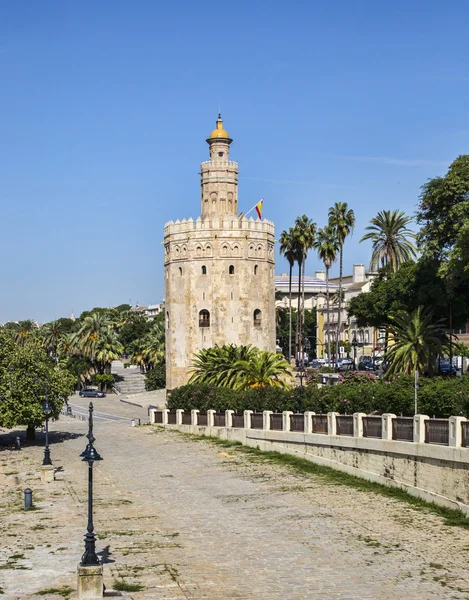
[
  {"left": 80, "top": 402, "right": 103, "bottom": 567},
  {"left": 352, "top": 332, "right": 359, "bottom": 370},
  {"left": 42, "top": 399, "right": 52, "bottom": 466}
]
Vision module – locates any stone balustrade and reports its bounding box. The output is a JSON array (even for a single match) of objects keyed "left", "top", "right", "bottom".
[{"left": 150, "top": 408, "right": 469, "bottom": 514}]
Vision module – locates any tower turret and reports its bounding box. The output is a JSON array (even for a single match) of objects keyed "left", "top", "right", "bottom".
[{"left": 200, "top": 114, "right": 239, "bottom": 218}]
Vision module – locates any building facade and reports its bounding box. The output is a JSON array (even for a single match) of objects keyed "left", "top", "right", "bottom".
[
  {"left": 316, "top": 264, "right": 378, "bottom": 360},
  {"left": 164, "top": 116, "right": 276, "bottom": 389}
]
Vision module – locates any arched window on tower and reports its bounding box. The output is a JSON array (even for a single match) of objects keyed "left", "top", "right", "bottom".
[
  {"left": 201, "top": 265, "right": 207, "bottom": 275},
  {"left": 254, "top": 309, "right": 262, "bottom": 326},
  {"left": 229, "top": 265, "right": 235, "bottom": 275},
  {"left": 199, "top": 310, "right": 210, "bottom": 328},
  {"left": 179, "top": 267, "right": 183, "bottom": 276},
  {"left": 254, "top": 265, "right": 258, "bottom": 275},
  {"left": 166, "top": 311, "right": 169, "bottom": 328}
]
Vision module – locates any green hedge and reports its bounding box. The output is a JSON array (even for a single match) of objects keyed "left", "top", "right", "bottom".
[
  {"left": 167, "top": 375, "right": 469, "bottom": 418},
  {"left": 145, "top": 363, "right": 166, "bottom": 391}
]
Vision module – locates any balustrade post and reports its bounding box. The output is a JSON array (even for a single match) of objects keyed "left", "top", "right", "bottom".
[
  {"left": 381, "top": 413, "right": 396, "bottom": 440},
  {"left": 304, "top": 411, "right": 315, "bottom": 434},
  {"left": 449, "top": 416, "right": 466, "bottom": 447},
  {"left": 161, "top": 409, "right": 169, "bottom": 426},
  {"left": 149, "top": 409, "right": 157, "bottom": 424},
  {"left": 176, "top": 409, "right": 183, "bottom": 426},
  {"left": 283, "top": 411, "right": 293, "bottom": 432},
  {"left": 263, "top": 411, "right": 273, "bottom": 431},
  {"left": 191, "top": 409, "right": 199, "bottom": 427},
  {"left": 207, "top": 410, "right": 215, "bottom": 428},
  {"left": 353, "top": 413, "right": 366, "bottom": 438},
  {"left": 244, "top": 410, "right": 253, "bottom": 430},
  {"left": 225, "top": 410, "right": 234, "bottom": 428},
  {"left": 327, "top": 412, "right": 339, "bottom": 436},
  {"left": 413, "top": 414, "right": 429, "bottom": 444}
]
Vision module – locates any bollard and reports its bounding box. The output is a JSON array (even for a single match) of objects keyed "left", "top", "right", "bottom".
[
  {"left": 24, "top": 488, "right": 33, "bottom": 510},
  {"left": 15, "top": 436, "right": 21, "bottom": 451}
]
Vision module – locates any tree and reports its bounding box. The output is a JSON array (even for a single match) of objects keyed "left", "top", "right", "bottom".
[
  {"left": 384, "top": 307, "right": 447, "bottom": 378},
  {"left": 40, "top": 320, "right": 64, "bottom": 362},
  {"left": 360, "top": 210, "right": 417, "bottom": 272},
  {"left": 279, "top": 227, "right": 296, "bottom": 362},
  {"left": 95, "top": 329, "right": 124, "bottom": 374},
  {"left": 417, "top": 155, "right": 469, "bottom": 261},
  {"left": 0, "top": 332, "right": 75, "bottom": 437},
  {"left": 329, "top": 202, "right": 355, "bottom": 360},
  {"left": 78, "top": 313, "right": 111, "bottom": 358},
  {"left": 314, "top": 225, "right": 339, "bottom": 362},
  {"left": 189, "top": 344, "right": 290, "bottom": 390},
  {"left": 292, "top": 215, "right": 316, "bottom": 364},
  {"left": 15, "top": 319, "right": 37, "bottom": 347}
]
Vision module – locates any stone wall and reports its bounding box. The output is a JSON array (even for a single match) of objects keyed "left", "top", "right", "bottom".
[{"left": 151, "top": 409, "right": 469, "bottom": 514}]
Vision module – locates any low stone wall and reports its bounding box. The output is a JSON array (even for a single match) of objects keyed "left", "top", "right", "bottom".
[{"left": 150, "top": 409, "right": 469, "bottom": 514}]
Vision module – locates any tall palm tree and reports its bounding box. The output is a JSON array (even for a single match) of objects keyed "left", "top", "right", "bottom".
[
  {"left": 314, "top": 225, "right": 339, "bottom": 364},
  {"left": 78, "top": 313, "right": 111, "bottom": 358},
  {"left": 142, "top": 322, "right": 165, "bottom": 369},
  {"left": 293, "top": 216, "right": 316, "bottom": 365},
  {"left": 279, "top": 227, "right": 296, "bottom": 362},
  {"left": 41, "top": 320, "right": 64, "bottom": 362},
  {"left": 328, "top": 202, "right": 355, "bottom": 359},
  {"left": 385, "top": 307, "right": 447, "bottom": 377},
  {"left": 360, "top": 209, "right": 417, "bottom": 272},
  {"left": 95, "top": 329, "right": 124, "bottom": 374}
]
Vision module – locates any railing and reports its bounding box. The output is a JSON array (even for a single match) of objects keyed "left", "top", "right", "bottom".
[
  {"left": 290, "top": 414, "right": 304, "bottom": 432},
  {"left": 392, "top": 418, "right": 414, "bottom": 442},
  {"left": 154, "top": 411, "right": 163, "bottom": 424},
  {"left": 182, "top": 412, "right": 192, "bottom": 425},
  {"left": 363, "top": 417, "right": 382, "bottom": 438},
  {"left": 198, "top": 413, "right": 208, "bottom": 426},
  {"left": 250, "top": 413, "right": 263, "bottom": 429},
  {"left": 425, "top": 419, "right": 449, "bottom": 446},
  {"left": 336, "top": 415, "right": 353, "bottom": 436},
  {"left": 199, "top": 319, "right": 210, "bottom": 328},
  {"left": 254, "top": 319, "right": 262, "bottom": 327},
  {"left": 168, "top": 411, "right": 177, "bottom": 425},
  {"left": 312, "top": 415, "right": 328, "bottom": 434},
  {"left": 270, "top": 413, "right": 283, "bottom": 430},
  {"left": 232, "top": 414, "right": 244, "bottom": 428},
  {"left": 214, "top": 412, "right": 225, "bottom": 427},
  {"left": 462, "top": 422, "right": 469, "bottom": 447}
]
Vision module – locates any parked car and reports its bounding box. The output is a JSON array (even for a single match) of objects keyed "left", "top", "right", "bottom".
[
  {"left": 79, "top": 389, "right": 106, "bottom": 398},
  {"left": 338, "top": 358, "right": 354, "bottom": 371}
]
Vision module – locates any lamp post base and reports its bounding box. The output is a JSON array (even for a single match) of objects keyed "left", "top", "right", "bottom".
[
  {"left": 40, "top": 465, "right": 55, "bottom": 483},
  {"left": 77, "top": 564, "right": 103, "bottom": 599}
]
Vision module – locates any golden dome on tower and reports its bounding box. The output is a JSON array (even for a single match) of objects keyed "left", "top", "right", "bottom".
[{"left": 208, "top": 114, "right": 231, "bottom": 141}]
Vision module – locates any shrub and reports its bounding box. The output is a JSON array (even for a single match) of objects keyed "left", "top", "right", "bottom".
[
  {"left": 145, "top": 363, "right": 166, "bottom": 391},
  {"left": 91, "top": 373, "right": 115, "bottom": 392},
  {"left": 166, "top": 375, "right": 469, "bottom": 417}
]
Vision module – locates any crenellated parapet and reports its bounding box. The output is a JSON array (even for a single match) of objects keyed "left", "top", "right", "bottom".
[{"left": 164, "top": 216, "right": 275, "bottom": 237}]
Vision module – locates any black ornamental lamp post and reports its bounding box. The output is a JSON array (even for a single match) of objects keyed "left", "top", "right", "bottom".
[
  {"left": 42, "top": 398, "right": 52, "bottom": 466},
  {"left": 352, "top": 332, "right": 359, "bottom": 371},
  {"left": 80, "top": 402, "right": 103, "bottom": 567}
]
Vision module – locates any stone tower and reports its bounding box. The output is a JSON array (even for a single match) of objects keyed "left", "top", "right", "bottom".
[{"left": 164, "top": 115, "right": 276, "bottom": 390}]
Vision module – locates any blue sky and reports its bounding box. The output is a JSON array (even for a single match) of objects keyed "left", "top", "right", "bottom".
[{"left": 1, "top": 1, "right": 468, "bottom": 323}]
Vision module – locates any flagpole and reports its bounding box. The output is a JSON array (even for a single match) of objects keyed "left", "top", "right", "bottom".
[{"left": 244, "top": 199, "right": 263, "bottom": 218}]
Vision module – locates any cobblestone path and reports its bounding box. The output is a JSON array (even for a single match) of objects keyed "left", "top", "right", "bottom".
[{"left": 2, "top": 398, "right": 469, "bottom": 599}]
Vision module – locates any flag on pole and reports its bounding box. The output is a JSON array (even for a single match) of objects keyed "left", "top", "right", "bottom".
[{"left": 255, "top": 199, "right": 264, "bottom": 219}]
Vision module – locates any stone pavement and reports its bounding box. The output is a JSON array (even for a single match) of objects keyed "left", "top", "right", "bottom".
[{"left": 2, "top": 396, "right": 469, "bottom": 599}]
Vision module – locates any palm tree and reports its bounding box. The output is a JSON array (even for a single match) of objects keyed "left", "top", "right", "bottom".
[
  {"left": 57, "top": 332, "right": 80, "bottom": 359},
  {"left": 384, "top": 307, "right": 447, "bottom": 377},
  {"left": 328, "top": 202, "right": 355, "bottom": 359},
  {"left": 234, "top": 350, "right": 291, "bottom": 389},
  {"left": 142, "top": 323, "right": 165, "bottom": 369},
  {"left": 293, "top": 216, "right": 316, "bottom": 365},
  {"left": 189, "top": 344, "right": 257, "bottom": 388},
  {"left": 189, "top": 344, "right": 290, "bottom": 390},
  {"left": 15, "top": 319, "right": 36, "bottom": 346},
  {"left": 360, "top": 209, "right": 417, "bottom": 272},
  {"left": 314, "top": 225, "right": 340, "bottom": 364},
  {"left": 78, "top": 313, "right": 111, "bottom": 358},
  {"left": 95, "top": 329, "right": 124, "bottom": 374},
  {"left": 279, "top": 227, "right": 296, "bottom": 362},
  {"left": 41, "top": 320, "right": 64, "bottom": 362}
]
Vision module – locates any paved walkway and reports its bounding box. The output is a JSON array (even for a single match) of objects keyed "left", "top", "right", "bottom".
[{"left": 2, "top": 397, "right": 469, "bottom": 599}]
